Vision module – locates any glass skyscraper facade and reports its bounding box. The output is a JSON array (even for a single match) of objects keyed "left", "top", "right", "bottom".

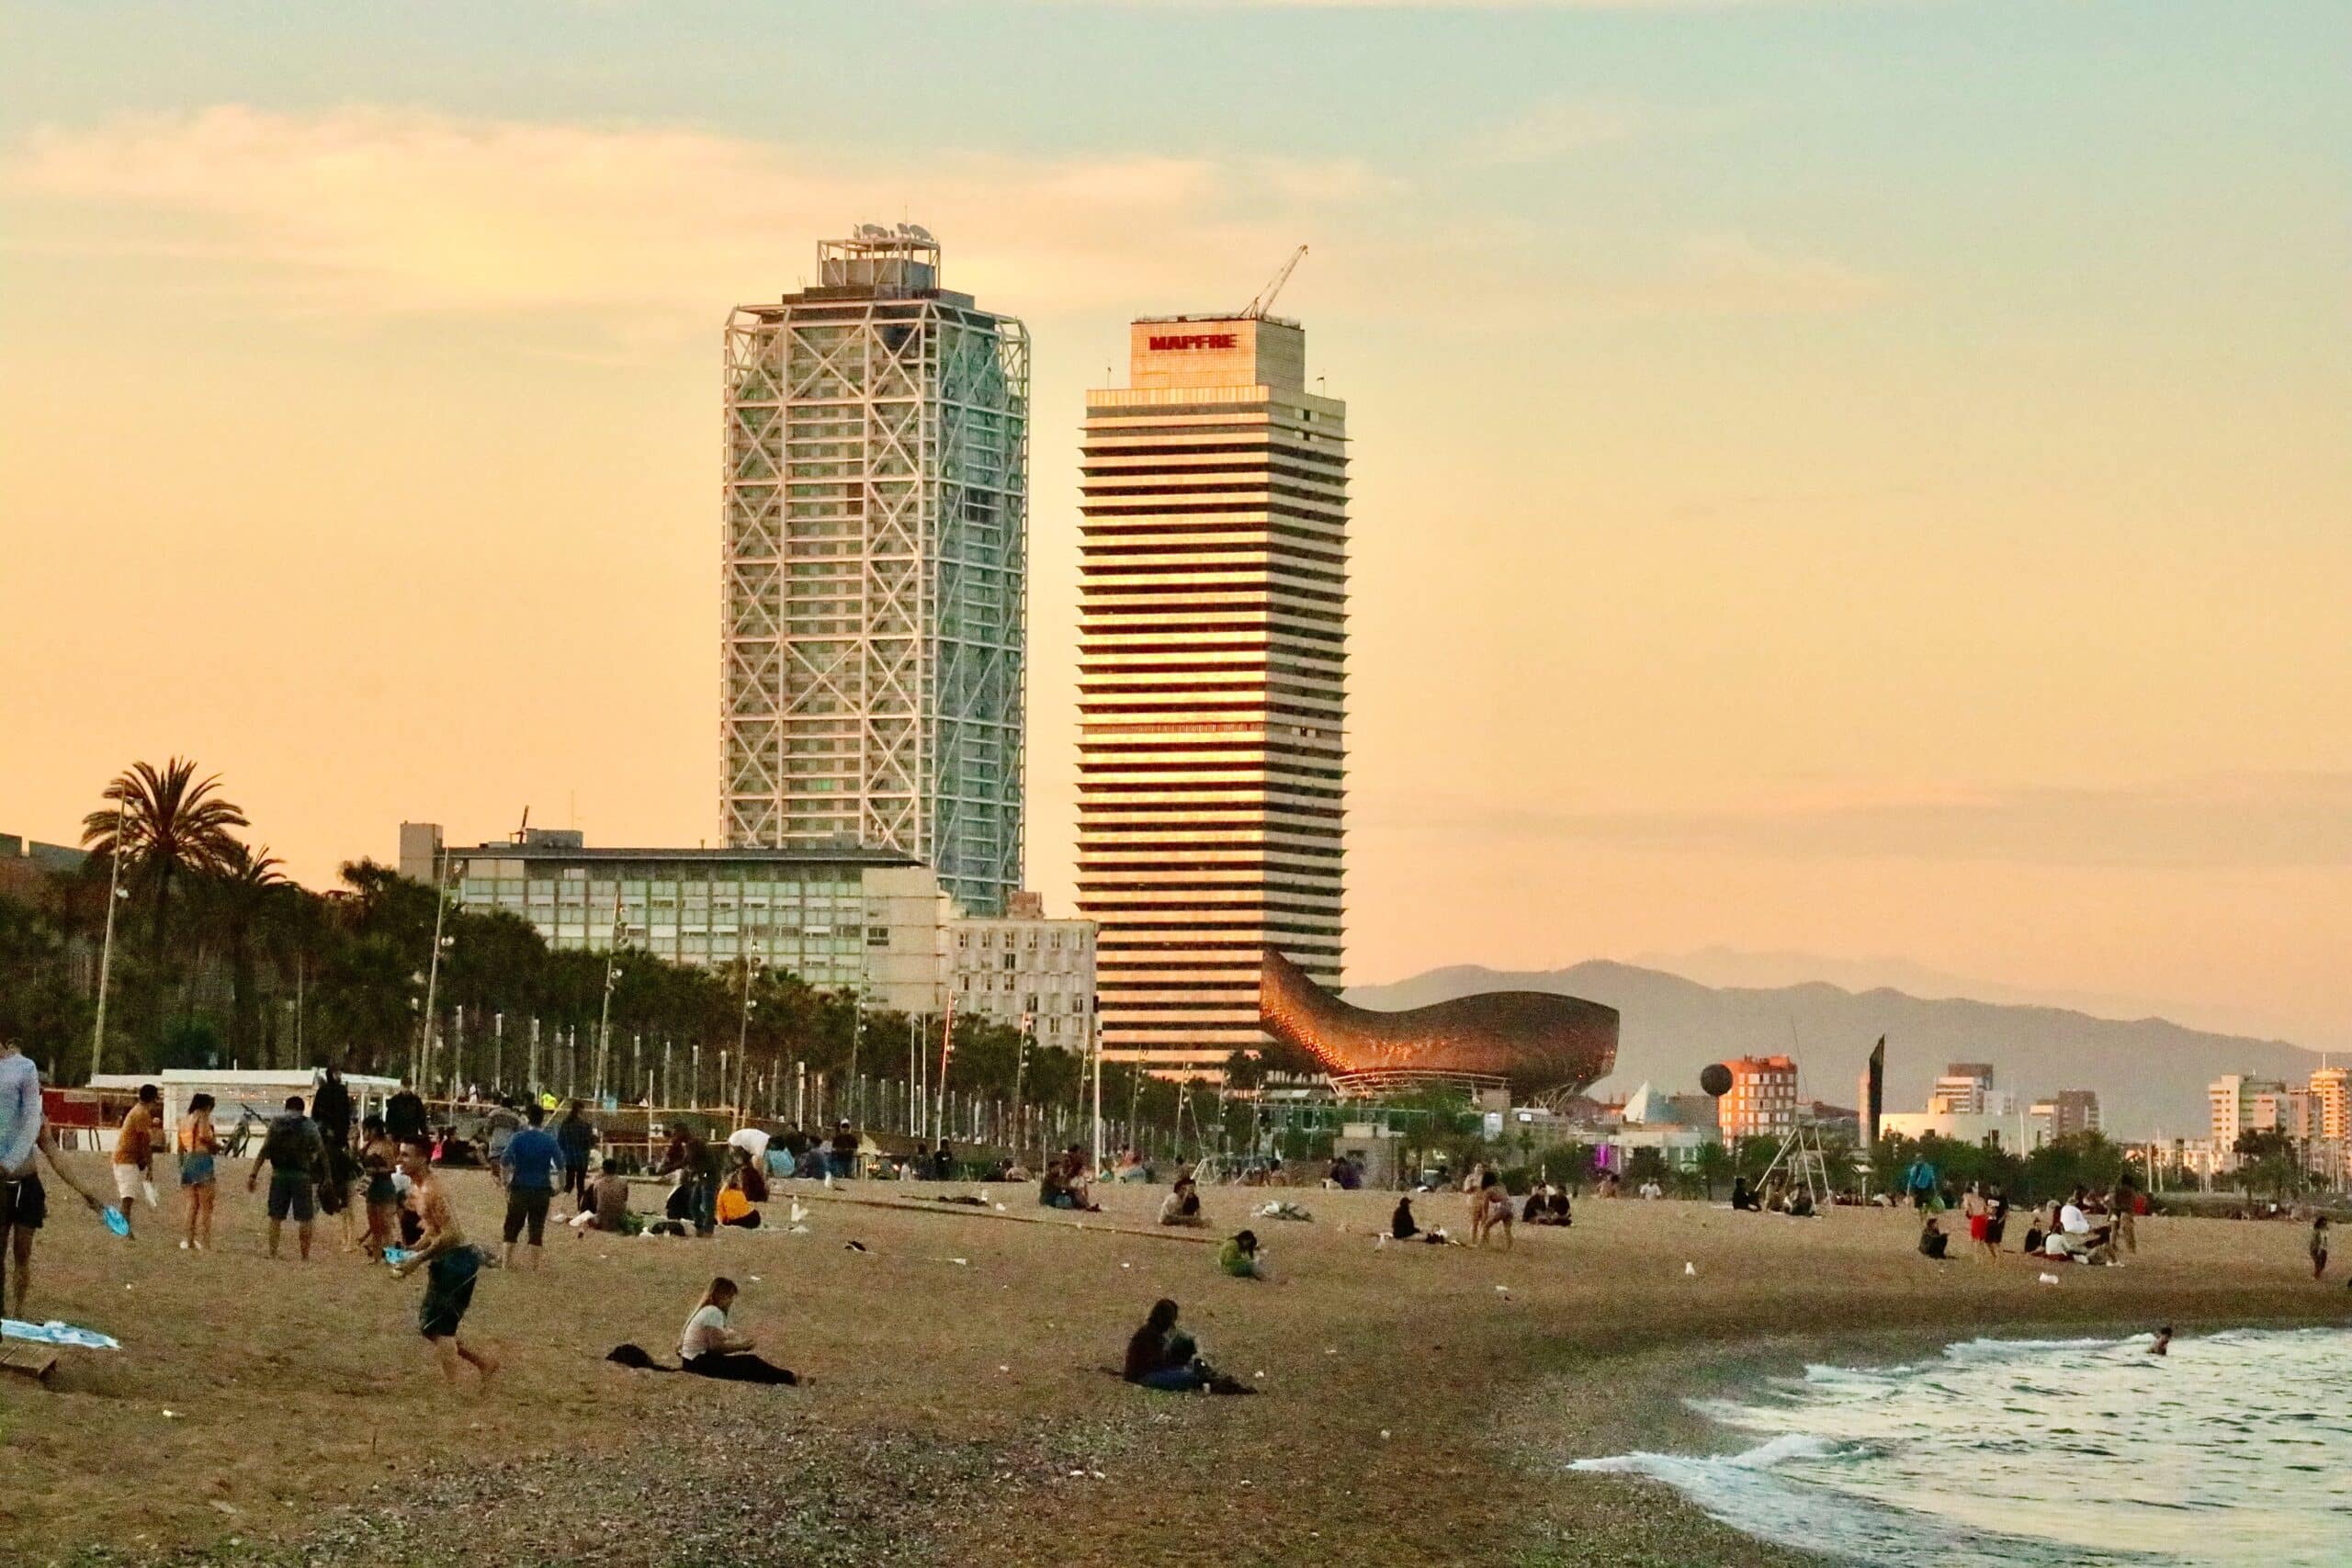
[{"left": 721, "top": 227, "right": 1028, "bottom": 915}]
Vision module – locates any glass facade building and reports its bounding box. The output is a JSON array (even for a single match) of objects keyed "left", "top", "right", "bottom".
[
  {"left": 720, "top": 227, "right": 1028, "bottom": 915},
  {"left": 400, "top": 823, "right": 948, "bottom": 1014}
]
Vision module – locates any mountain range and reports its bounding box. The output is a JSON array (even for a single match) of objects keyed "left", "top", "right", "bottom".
[{"left": 1343, "top": 962, "right": 2327, "bottom": 1140}]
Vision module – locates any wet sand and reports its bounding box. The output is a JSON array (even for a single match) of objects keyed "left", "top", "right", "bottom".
[{"left": 6, "top": 1161, "right": 2344, "bottom": 1567}]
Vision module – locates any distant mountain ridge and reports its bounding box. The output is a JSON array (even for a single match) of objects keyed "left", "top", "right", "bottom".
[{"left": 1343, "top": 962, "right": 2325, "bottom": 1139}]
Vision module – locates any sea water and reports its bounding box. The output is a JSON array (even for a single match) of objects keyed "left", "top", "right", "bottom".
[{"left": 1571, "top": 1327, "right": 2352, "bottom": 1566}]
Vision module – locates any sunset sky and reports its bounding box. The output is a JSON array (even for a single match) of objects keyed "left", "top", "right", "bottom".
[{"left": 2, "top": 2, "right": 2345, "bottom": 1052}]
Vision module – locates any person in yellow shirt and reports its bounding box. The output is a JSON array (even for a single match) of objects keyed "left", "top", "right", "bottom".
[{"left": 715, "top": 1167, "right": 762, "bottom": 1229}]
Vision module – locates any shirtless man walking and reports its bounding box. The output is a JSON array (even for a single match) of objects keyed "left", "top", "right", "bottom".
[{"left": 390, "top": 1142, "right": 498, "bottom": 1390}]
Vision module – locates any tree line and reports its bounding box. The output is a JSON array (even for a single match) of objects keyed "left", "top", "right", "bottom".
[{"left": 0, "top": 758, "right": 1227, "bottom": 1145}]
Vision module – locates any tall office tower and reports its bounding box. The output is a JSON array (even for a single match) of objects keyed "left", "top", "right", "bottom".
[
  {"left": 721, "top": 227, "right": 1028, "bottom": 914},
  {"left": 1078, "top": 314, "right": 1349, "bottom": 1076}
]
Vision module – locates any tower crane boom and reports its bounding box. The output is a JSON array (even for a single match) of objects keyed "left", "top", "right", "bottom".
[{"left": 1241, "top": 244, "right": 1308, "bottom": 320}]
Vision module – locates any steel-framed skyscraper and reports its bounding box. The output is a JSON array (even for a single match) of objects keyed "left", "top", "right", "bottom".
[
  {"left": 722, "top": 227, "right": 1028, "bottom": 915},
  {"left": 1078, "top": 315, "right": 1349, "bottom": 1077}
]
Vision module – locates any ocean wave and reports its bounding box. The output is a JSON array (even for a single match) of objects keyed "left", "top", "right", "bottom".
[{"left": 1570, "top": 1327, "right": 2352, "bottom": 1566}]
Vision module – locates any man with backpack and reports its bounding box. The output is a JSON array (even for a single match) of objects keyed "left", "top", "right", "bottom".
[{"left": 249, "top": 1094, "right": 328, "bottom": 1260}]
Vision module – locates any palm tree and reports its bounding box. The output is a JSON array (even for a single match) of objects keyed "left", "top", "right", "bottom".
[
  {"left": 81, "top": 758, "right": 250, "bottom": 949},
  {"left": 205, "top": 842, "right": 292, "bottom": 1064}
]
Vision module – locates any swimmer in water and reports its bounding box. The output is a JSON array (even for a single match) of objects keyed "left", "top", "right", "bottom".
[{"left": 2147, "top": 1325, "right": 2172, "bottom": 1357}]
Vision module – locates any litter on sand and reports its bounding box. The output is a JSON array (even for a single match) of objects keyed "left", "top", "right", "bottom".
[
  {"left": 3, "top": 1319, "right": 121, "bottom": 1350},
  {"left": 1252, "top": 1201, "right": 1313, "bottom": 1223},
  {"left": 100, "top": 1206, "right": 130, "bottom": 1238},
  {"left": 2038, "top": 1271, "right": 2063, "bottom": 1285},
  {"left": 1684, "top": 1262, "right": 1697, "bottom": 1276},
  {"left": 844, "top": 1241, "right": 868, "bottom": 1253}
]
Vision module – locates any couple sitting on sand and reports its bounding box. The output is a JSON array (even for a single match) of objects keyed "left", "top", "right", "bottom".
[
  {"left": 1520, "top": 1184, "right": 1572, "bottom": 1226},
  {"left": 1038, "top": 1146, "right": 1102, "bottom": 1213},
  {"left": 1158, "top": 1175, "right": 1206, "bottom": 1227}
]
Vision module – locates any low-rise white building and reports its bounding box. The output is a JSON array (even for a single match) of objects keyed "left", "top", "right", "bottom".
[{"left": 946, "top": 891, "right": 1096, "bottom": 1048}]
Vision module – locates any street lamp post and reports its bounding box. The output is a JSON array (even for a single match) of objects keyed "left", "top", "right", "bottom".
[
  {"left": 417, "top": 855, "right": 455, "bottom": 1090},
  {"left": 592, "top": 885, "right": 623, "bottom": 1107},
  {"left": 89, "top": 840, "right": 130, "bottom": 1084},
  {"left": 734, "top": 956, "right": 760, "bottom": 1133}
]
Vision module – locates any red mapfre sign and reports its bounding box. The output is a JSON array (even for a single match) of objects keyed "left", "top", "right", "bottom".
[{"left": 1148, "top": 333, "right": 1238, "bottom": 351}]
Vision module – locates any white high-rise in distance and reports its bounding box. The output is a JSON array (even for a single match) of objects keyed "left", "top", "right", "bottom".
[
  {"left": 1078, "top": 313, "right": 1349, "bottom": 1076},
  {"left": 721, "top": 227, "right": 1028, "bottom": 915}
]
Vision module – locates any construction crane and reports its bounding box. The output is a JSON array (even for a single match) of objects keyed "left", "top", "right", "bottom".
[{"left": 1241, "top": 244, "right": 1307, "bottom": 320}]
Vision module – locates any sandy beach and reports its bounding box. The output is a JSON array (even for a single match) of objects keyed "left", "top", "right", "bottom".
[{"left": 6, "top": 1158, "right": 2345, "bottom": 1568}]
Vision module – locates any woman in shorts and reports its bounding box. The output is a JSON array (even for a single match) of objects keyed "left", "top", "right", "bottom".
[
  {"left": 177, "top": 1092, "right": 220, "bottom": 1251},
  {"left": 356, "top": 1115, "right": 401, "bottom": 1258}
]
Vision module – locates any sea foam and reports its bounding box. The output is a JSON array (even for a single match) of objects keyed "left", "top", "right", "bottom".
[{"left": 1571, "top": 1327, "right": 2352, "bottom": 1566}]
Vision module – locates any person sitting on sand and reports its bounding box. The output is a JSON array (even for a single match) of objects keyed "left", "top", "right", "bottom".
[
  {"left": 2148, "top": 1325, "right": 2172, "bottom": 1357},
  {"left": 1730, "top": 1175, "right": 1758, "bottom": 1213},
  {"left": 1521, "top": 1186, "right": 1547, "bottom": 1225},
  {"left": 715, "top": 1166, "right": 763, "bottom": 1229},
  {"left": 1123, "top": 1298, "right": 1243, "bottom": 1394},
  {"left": 1159, "top": 1176, "right": 1205, "bottom": 1228},
  {"left": 1546, "top": 1185, "right": 1571, "bottom": 1225},
  {"left": 1918, "top": 1213, "right": 1950, "bottom": 1259},
  {"left": 680, "top": 1276, "right": 797, "bottom": 1383},
  {"left": 1393, "top": 1195, "right": 1420, "bottom": 1240},
  {"left": 1785, "top": 1188, "right": 1815, "bottom": 1219},
  {"left": 1219, "top": 1229, "right": 1266, "bottom": 1280},
  {"left": 571, "top": 1159, "right": 638, "bottom": 1235}
]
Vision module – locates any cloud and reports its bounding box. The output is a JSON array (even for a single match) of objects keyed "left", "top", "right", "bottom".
[
  {"left": 1, "top": 106, "right": 1394, "bottom": 326},
  {"left": 1462, "top": 99, "right": 1650, "bottom": 164},
  {"left": 1386, "top": 773, "right": 2352, "bottom": 871},
  {"left": 1659, "top": 231, "right": 1886, "bottom": 313}
]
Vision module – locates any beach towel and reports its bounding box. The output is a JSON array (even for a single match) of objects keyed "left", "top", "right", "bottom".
[{"left": 3, "top": 1319, "right": 121, "bottom": 1350}]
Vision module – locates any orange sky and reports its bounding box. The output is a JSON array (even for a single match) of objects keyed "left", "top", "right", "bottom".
[{"left": 2, "top": 5, "right": 2346, "bottom": 1053}]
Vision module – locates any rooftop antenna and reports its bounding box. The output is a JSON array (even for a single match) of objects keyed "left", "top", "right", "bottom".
[
  {"left": 513, "top": 805, "right": 531, "bottom": 846},
  {"left": 1240, "top": 244, "right": 1308, "bottom": 320}
]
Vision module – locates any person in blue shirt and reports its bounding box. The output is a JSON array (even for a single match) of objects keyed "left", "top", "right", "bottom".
[{"left": 499, "top": 1103, "right": 565, "bottom": 1270}]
